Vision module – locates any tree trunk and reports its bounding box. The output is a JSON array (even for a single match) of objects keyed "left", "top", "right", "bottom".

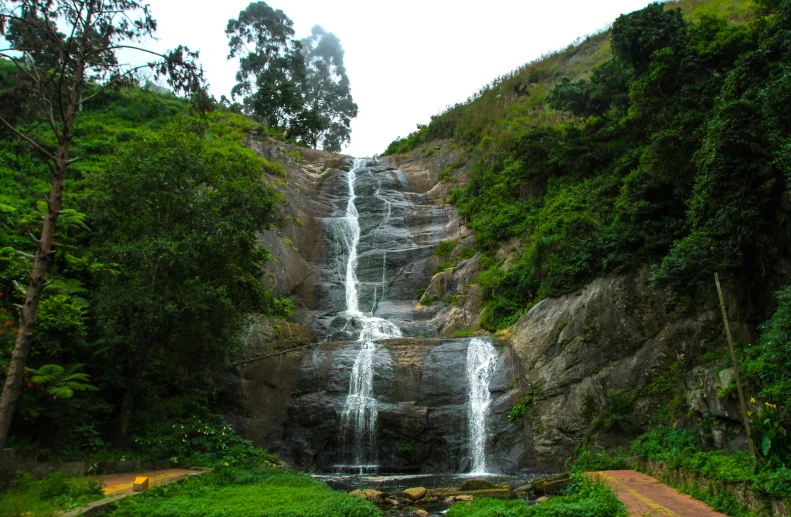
[
  {"left": 0, "top": 57, "right": 82, "bottom": 447},
  {"left": 118, "top": 361, "right": 145, "bottom": 441},
  {"left": 0, "top": 158, "right": 68, "bottom": 448}
]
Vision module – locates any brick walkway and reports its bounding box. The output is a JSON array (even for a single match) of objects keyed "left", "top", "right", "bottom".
[
  {"left": 592, "top": 470, "right": 727, "bottom": 517},
  {"left": 102, "top": 468, "right": 203, "bottom": 496}
]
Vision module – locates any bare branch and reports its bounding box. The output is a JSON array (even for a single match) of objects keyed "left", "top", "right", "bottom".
[
  {"left": 14, "top": 250, "right": 34, "bottom": 260},
  {"left": 80, "top": 63, "right": 158, "bottom": 103},
  {"left": 12, "top": 280, "right": 27, "bottom": 296},
  {"left": 0, "top": 115, "right": 55, "bottom": 161}
]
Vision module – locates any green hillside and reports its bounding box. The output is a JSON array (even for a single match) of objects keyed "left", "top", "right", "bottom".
[
  {"left": 385, "top": 0, "right": 783, "bottom": 329},
  {"left": 387, "top": 0, "right": 791, "bottom": 437}
]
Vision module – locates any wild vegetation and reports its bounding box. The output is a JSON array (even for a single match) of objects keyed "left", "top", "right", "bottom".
[
  {"left": 386, "top": 0, "right": 790, "bottom": 330},
  {"left": 0, "top": 0, "right": 329, "bottom": 461}
]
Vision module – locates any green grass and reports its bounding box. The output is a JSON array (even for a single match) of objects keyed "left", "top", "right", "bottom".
[
  {"left": 107, "top": 467, "right": 381, "bottom": 517},
  {"left": 666, "top": 0, "right": 757, "bottom": 21},
  {"left": 0, "top": 472, "right": 104, "bottom": 517},
  {"left": 446, "top": 475, "right": 625, "bottom": 517}
]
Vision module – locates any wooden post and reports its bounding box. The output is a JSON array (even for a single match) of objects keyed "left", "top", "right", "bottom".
[{"left": 714, "top": 273, "right": 757, "bottom": 461}]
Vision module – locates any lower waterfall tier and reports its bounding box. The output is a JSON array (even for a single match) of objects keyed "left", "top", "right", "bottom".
[{"left": 234, "top": 337, "right": 536, "bottom": 473}]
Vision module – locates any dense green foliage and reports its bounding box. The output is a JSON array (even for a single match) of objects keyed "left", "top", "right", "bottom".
[
  {"left": 0, "top": 67, "right": 292, "bottom": 457},
  {"left": 445, "top": 475, "right": 625, "bottom": 517},
  {"left": 628, "top": 427, "right": 791, "bottom": 517},
  {"left": 386, "top": 0, "right": 791, "bottom": 333},
  {"left": 0, "top": 472, "right": 103, "bottom": 517},
  {"left": 107, "top": 467, "right": 380, "bottom": 517},
  {"left": 742, "top": 286, "right": 791, "bottom": 415},
  {"left": 632, "top": 427, "right": 791, "bottom": 500}
]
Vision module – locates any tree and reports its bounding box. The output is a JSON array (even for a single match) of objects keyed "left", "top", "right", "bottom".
[
  {"left": 0, "top": 0, "right": 204, "bottom": 449},
  {"left": 90, "top": 128, "right": 280, "bottom": 439},
  {"left": 296, "top": 25, "right": 357, "bottom": 152},
  {"left": 226, "top": 1, "right": 305, "bottom": 127}
]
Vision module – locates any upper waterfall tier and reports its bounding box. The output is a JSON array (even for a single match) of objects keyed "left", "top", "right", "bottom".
[{"left": 315, "top": 158, "right": 448, "bottom": 340}]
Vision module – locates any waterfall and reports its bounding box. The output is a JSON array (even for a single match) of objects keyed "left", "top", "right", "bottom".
[
  {"left": 340, "top": 158, "right": 402, "bottom": 470},
  {"left": 466, "top": 338, "right": 497, "bottom": 474}
]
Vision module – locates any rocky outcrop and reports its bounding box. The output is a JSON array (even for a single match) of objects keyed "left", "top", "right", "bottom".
[{"left": 504, "top": 267, "right": 751, "bottom": 467}]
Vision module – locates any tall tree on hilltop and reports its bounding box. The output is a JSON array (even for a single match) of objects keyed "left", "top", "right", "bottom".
[
  {"left": 0, "top": 0, "right": 204, "bottom": 448},
  {"left": 295, "top": 25, "right": 357, "bottom": 152},
  {"left": 226, "top": 4, "right": 358, "bottom": 151},
  {"left": 226, "top": 1, "right": 306, "bottom": 127}
]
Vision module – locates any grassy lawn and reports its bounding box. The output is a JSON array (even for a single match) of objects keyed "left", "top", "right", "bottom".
[
  {"left": 0, "top": 473, "right": 104, "bottom": 517},
  {"left": 107, "top": 467, "right": 381, "bottom": 517}
]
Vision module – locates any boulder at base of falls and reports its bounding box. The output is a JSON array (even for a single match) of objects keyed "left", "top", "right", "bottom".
[
  {"left": 415, "top": 510, "right": 430, "bottom": 517},
  {"left": 403, "top": 487, "right": 427, "bottom": 501}
]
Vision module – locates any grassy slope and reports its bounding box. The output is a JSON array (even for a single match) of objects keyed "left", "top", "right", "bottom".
[
  {"left": 384, "top": 0, "right": 754, "bottom": 156},
  {"left": 383, "top": 0, "right": 761, "bottom": 331}
]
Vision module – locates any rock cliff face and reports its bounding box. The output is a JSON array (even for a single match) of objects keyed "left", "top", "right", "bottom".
[
  {"left": 230, "top": 137, "right": 751, "bottom": 474},
  {"left": 504, "top": 268, "right": 750, "bottom": 466}
]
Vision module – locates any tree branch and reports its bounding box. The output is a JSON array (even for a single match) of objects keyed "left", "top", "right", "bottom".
[
  {"left": 80, "top": 63, "right": 157, "bottom": 103},
  {"left": 0, "top": 116, "right": 55, "bottom": 161},
  {"left": 12, "top": 281, "right": 27, "bottom": 296}
]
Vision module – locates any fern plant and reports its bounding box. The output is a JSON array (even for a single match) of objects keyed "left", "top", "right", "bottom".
[{"left": 26, "top": 364, "right": 98, "bottom": 399}]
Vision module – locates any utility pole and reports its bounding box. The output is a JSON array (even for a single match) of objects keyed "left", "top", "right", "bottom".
[{"left": 714, "top": 273, "right": 757, "bottom": 462}]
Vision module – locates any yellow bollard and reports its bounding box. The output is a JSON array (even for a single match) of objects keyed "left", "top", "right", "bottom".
[{"left": 133, "top": 476, "right": 149, "bottom": 492}]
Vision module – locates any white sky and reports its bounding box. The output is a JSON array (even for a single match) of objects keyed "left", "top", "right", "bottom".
[{"left": 133, "top": 0, "right": 656, "bottom": 156}]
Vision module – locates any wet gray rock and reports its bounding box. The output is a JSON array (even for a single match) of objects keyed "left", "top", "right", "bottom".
[{"left": 504, "top": 267, "right": 745, "bottom": 468}]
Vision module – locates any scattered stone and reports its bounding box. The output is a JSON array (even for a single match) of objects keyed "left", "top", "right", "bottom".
[
  {"left": 415, "top": 510, "right": 429, "bottom": 517},
  {"left": 385, "top": 497, "right": 400, "bottom": 506},
  {"left": 444, "top": 497, "right": 456, "bottom": 505},
  {"left": 350, "top": 489, "right": 387, "bottom": 500},
  {"left": 536, "top": 496, "right": 549, "bottom": 503},
  {"left": 404, "top": 487, "right": 427, "bottom": 501},
  {"left": 455, "top": 495, "right": 474, "bottom": 502},
  {"left": 459, "top": 479, "right": 496, "bottom": 491}
]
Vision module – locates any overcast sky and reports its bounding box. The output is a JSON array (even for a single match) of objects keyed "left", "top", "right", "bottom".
[{"left": 130, "top": 0, "right": 656, "bottom": 156}]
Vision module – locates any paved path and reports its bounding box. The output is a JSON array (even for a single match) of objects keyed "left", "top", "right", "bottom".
[
  {"left": 102, "top": 468, "right": 203, "bottom": 496},
  {"left": 592, "top": 470, "right": 727, "bottom": 517}
]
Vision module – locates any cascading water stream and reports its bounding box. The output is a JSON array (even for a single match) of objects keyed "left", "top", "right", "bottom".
[
  {"left": 340, "top": 159, "right": 402, "bottom": 470},
  {"left": 466, "top": 338, "right": 497, "bottom": 474}
]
